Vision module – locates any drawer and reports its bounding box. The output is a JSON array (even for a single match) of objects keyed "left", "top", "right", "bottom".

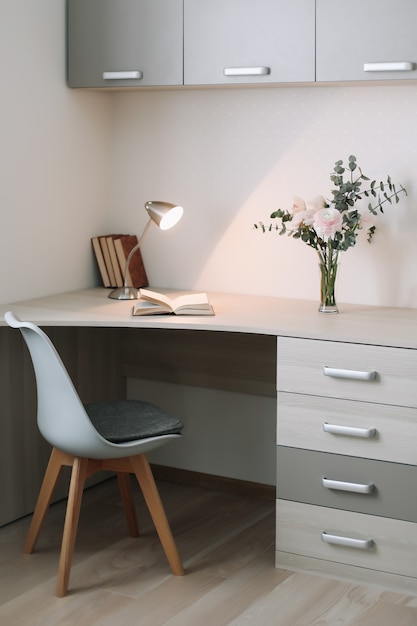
[
  {"left": 276, "top": 500, "right": 417, "bottom": 579},
  {"left": 276, "top": 446, "right": 417, "bottom": 522},
  {"left": 277, "top": 337, "right": 417, "bottom": 407},
  {"left": 277, "top": 392, "right": 417, "bottom": 465}
]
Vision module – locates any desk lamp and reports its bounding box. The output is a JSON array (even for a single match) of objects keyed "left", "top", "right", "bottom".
[{"left": 108, "top": 201, "right": 183, "bottom": 300}]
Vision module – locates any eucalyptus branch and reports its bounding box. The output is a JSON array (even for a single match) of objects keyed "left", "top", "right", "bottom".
[{"left": 254, "top": 155, "right": 407, "bottom": 253}]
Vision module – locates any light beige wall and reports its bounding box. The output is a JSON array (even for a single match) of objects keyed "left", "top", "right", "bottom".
[
  {"left": 0, "top": 1, "right": 113, "bottom": 304},
  {"left": 109, "top": 86, "right": 417, "bottom": 308},
  {"left": 2, "top": 3, "right": 415, "bottom": 308}
]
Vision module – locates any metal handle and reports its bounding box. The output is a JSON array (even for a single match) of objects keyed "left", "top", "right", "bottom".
[
  {"left": 321, "top": 532, "right": 374, "bottom": 550},
  {"left": 103, "top": 71, "right": 143, "bottom": 80},
  {"left": 224, "top": 66, "right": 271, "bottom": 77},
  {"left": 323, "top": 422, "right": 376, "bottom": 439},
  {"left": 363, "top": 62, "right": 414, "bottom": 72},
  {"left": 323, "top": 366, "right": 377, "bottom": 381},
  {"left": 322, "top": 478, "right": 374, "bottom": 494}
]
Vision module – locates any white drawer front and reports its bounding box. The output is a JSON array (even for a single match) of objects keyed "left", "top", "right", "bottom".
[
  {"left": 277, "top": 337, "right": 417, "bottom": 407},
  {"left": 276, "top": 500, "right": 417, "bottom": 579},
  {"left": 277, "top": 392, "right": 417, "bottom": 465}
]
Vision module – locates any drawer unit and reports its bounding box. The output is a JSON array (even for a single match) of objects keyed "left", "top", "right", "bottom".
[
  {"left": 276, "top": 446, "right": 417, "bottom": 522},
  {"left": 277, "top": 392, "right": 417, "bottom": 465},
  {"left": 276, "top": 500, "right": 417, "bottom": 580},
  {"left": 276, "top": 336, "right": 417, "bottom": 593},
  {"left": 277, "top": 337, "right": 417, "bottom": 407}
]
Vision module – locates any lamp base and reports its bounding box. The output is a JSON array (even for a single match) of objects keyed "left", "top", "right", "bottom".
[{"left": 108, "top": 286, "right": 139, "bottom": 300}]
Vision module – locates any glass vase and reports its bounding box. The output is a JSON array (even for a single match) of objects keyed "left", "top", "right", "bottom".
[{"left": 318, "top": 254, "right": 339, "bottom": 314}]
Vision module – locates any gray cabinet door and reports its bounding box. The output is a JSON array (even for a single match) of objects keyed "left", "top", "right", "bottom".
[
  {"left": 184, "top": 0, "right": 315, "bottom": 85},
  {"left": 317, "top": 0, "right": 417, "bottom": 82},
  {"left": 67, "top": 0, "right": 183, "bottom": 88}
]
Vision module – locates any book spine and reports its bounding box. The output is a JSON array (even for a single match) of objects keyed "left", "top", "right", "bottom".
[
  {"left": 114, "top": 237, "right": 131, "bottom": 287},
  {"left": 106, "top": 236, "right": 123, "bottom": 287},
  {"left": 99, "top": 237, "right": 116, "bottom": 286},
  {"left": 91, "top": 237, "right": 110, "bottom": 287}
]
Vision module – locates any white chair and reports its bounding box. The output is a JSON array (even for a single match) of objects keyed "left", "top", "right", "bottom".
[{"left": 4, "top": 311, "right": 184, "bottom": 597}]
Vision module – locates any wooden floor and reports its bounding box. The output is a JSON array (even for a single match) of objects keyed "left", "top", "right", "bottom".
[{"left": 1, "top": 477, "right": 416, "bottom": 625}]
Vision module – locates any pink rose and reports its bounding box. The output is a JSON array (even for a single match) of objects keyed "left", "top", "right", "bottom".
[
  {"left": 290, "top": 197, "right": 307, "bottom": 214},
  {"left": 291, "top": 211, "right": 307, "bottom": 230},
  {"left": 290, "top": 196, "right": 326, "bottom": 229},
  {"left": 313, "top": 208, "right": 343, "bottom": 239},
  {"left": 309, "top": 196, "right": 327, "bottom": 212},
  {"left": 302, "top": 208, "right": 319, "bottom": 226}
]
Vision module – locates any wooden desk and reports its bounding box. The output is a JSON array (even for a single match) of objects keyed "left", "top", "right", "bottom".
[
  {"left": 1, "top": 288, "right": 416, "bottom": 594},
  {"left": 1, "top": 287, "right": 416, "bottom": 347}
]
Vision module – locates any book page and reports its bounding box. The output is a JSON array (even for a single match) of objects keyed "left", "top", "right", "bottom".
[{"left": 139, "top": 288, "right": 210, "bottom": 310}]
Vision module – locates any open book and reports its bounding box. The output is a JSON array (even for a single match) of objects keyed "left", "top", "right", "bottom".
[{"left": 132, "top": 288, "right": 215, "bottom": 316}]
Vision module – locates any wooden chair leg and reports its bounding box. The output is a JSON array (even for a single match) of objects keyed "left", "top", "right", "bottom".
[
  {"left": 24, "top": 447, "right": 67, "bottom": 554},
  {"left": 117, "top": 472, "right": 139, "bottom": 538},
  {"left": 130, "top": 455, "right": 184, "bottom": 577},
  {"left": 56, "top": 456, "right": 89, "bottom": 597}
]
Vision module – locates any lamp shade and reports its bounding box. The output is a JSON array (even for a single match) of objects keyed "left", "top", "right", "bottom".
[{"left": 145, "top": 201, "right": 183, "bottom": 231}]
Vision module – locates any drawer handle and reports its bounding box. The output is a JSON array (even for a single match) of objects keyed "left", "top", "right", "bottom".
[
  {"left": 103, "top": 71, "right": 143, "bottom": 80},
  {"left": 363, "top": 62, "right": 414, "bottom": 72},
  {"left": 322, "top": 477, "right": 374, "bottom": 494},
  {"left": 224, "top": 66, "right": 271, "bottom": 77},
  {"left": 323, "top": 366, "right": 377, "bottom": 381},
  {"left": 323, "top": 422, "right": 377, "bottom": 439},
  {"left": 321, "top": 532, "right": 374, "bottom": 550}
]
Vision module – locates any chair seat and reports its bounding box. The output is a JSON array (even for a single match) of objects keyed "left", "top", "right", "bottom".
[{"left": 85, "top": 399, "right": 183, "bottom": 443}]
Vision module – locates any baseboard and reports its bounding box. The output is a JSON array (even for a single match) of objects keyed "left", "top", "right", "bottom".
[{"left": 151, "top": 464, "right": 276, "bottom": 501}]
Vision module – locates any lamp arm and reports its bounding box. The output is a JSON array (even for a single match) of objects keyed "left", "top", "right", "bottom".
[{"left": 122, "top": 218, "right": 152, "bottom": 288}]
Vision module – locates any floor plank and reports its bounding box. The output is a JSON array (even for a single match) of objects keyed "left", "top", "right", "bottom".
[{"left": 0, "top": 477, "right": 416, "bottom": 625}]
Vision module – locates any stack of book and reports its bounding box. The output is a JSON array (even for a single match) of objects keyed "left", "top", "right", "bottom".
[{"left": 91, "top": 235, "right": 148, "bottom": 289}]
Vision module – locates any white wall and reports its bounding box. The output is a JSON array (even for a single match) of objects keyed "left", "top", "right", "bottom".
[
  {"left": 110, "top": 86, "right": 417, "bottom": 309},
  {"left": 2, "top": 4, "right": 415, "bottom": 308},
  {"left": 0, "top": 1, "right": 113, "bottom": 305}
]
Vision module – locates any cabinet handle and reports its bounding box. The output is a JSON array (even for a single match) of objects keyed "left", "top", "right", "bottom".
[
  {"left": 322, "top": 477, "right": 374, "bottom": 494},
  {"left": 223, "top": 66, "right": 271, "bottom": 77},
  {"left": 103, "top": 71, "right": 143, "bottom": 80},
  {"left": 323, "top": 422, "right": 376, "bottom": 439},
  {"left": 321, "top": 532, "right": 374, "bottom": 550},
  {"left": 363, "top": 62, "right": 414, "bottom": 72},
  {"left": 323, "top": 366, "right": 377, "bottom": 381}
]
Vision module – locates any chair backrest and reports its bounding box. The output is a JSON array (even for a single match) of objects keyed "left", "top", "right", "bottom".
[{"left": 4, "top": 311, "right": 125, "bottom": 458}]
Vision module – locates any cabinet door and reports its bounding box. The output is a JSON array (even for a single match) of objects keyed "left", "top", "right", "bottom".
[
  {"left": 317, "top": 0, "right": 417, "bottom": 82},
  {"left": 67, "top": 0, "right": 183, "bottom": 88},
  {"left": 184, "top": 0, "right": 315, "bottom": 85}
]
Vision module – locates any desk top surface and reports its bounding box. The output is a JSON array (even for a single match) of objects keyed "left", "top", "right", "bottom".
[{"left": 1, "top": 287, "right": 416, "bottom": 349}]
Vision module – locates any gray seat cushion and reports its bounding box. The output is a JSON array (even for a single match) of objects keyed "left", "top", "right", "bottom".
[{"left": 85, "top": 399, "right": 183, "bottom": 443}]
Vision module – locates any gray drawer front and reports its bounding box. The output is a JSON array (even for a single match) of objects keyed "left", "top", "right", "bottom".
[{"left": 276, "top": 446, "right": 417, "bottom": 522}]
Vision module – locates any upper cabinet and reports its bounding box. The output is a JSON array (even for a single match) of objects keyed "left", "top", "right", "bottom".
[
  {"left": 67, "top": 0, "right": 183, "bottom": 88},
  {"left": 183, "top": 0, "right": 315, "bottom": 86},
  {"left": 67, "top": 0, "right": 417, "bottom": 89},
  {"left": 316, "top": 0, "right": 417, "bottom": 82}
]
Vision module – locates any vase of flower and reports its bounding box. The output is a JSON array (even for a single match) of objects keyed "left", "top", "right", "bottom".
[
  {"left": 318, "top": 251, "right": 339, "bottom": 313},
  {"left": 254, "top": 155, "right": 407, "bottom": 314}
]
